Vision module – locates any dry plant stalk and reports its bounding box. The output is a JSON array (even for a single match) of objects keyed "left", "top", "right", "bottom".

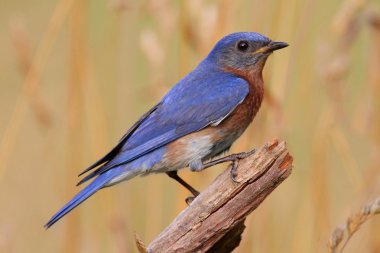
[
  {"left": 0, "top": 0, "right": 74, "bottom": 181},
  {"left": 319, "top": 0, "right": 376, "bottom": 195},
  {"left": 9, "top": 20, "right": 53, "bottom": 128},
  {"left": 135, "top": 232, "right": 148, "bottom": 253},
  {"left": 323, "top": 0, "right": 367, "bottom": 115},
  {"left": 328, "top": 198, "right": 380, "bottom": 253},
  {"left": 137, "top": 139, "right": 292, "bottom": 253},
  {"left": 65, "top": 0, "right": 87, "bottom": 252}
]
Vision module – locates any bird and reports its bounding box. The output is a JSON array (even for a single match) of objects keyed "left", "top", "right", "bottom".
[{"left": 45, "top": 32, "right": 288, "bottom": 228}]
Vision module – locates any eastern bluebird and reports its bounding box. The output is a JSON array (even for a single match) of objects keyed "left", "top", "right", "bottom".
[{"left": 45, "top": 32, "right": 288, "bottom": 228}]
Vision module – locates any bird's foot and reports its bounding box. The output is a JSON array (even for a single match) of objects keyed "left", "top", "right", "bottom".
[
  {"left": 185, "top": 196, "right": 195, "bottom": 205},
  {"left": 166, "top": 171, "right": 200, "bottom": 198},
  {"left": 185, "top": 189, "right": 200, "bottom": 205},
  {"left": 229, "top": 149, "right": 256, "bottom": 182},
  {"left": 189, "top": 149, "right": 256, "bottom": 182}
]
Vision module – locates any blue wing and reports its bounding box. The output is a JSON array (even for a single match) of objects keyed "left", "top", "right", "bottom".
[
  {"left": 77, "top": 103, "right": 161, "bottom": 177},
  {"left": 45, "top": 69, "right": 249, "bottom": 228},
  {"left": 78, "top": 70, "right": 249, "bottom": 184}
]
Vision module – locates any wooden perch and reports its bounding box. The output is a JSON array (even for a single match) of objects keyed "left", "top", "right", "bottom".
[{"left": 139, "top": 139, "right": 293, "bottom": 253}]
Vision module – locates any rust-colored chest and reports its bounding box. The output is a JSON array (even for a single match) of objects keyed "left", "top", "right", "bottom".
[
  {"left": 163, "top": 65, "right": 265, "bottom": 166},
  {"left": 217, "top": 66, "right": 264, "bottom": 135}
]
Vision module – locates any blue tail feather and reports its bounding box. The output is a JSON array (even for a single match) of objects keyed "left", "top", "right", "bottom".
[{"left": 45, "top": 172, "right": 115, "bottom": 229}]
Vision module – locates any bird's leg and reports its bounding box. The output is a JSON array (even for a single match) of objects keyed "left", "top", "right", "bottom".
[
  {"left": 190, "top": 149, "right": 256, "bottom": 182},
  {"left": 166, "top": 171, "right": 199, "bottom": 205}
]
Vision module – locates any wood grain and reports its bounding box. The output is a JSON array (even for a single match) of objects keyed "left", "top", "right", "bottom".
[{"left": 142, "top": 139, "right": 292, "bottom": 253}]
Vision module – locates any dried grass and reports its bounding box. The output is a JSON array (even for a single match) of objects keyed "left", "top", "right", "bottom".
[
  {"left": 1, "top": 0, "right": 380, "bottom": 252},
  {"left": 328, "top": 198, "right": 380, "bottom": 253},
  {"left": 0, "top": 0, "right": 73, "bottom": 181}
]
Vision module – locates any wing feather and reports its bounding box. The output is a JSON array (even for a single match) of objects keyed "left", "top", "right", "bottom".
[{"left": 78, "top": 71, "right": 249, "bottom": 184}]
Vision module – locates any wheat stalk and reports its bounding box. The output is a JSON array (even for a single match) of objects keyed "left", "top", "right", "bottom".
[{"left": 328, "top": 198, "right": 380, "bottom": 253}]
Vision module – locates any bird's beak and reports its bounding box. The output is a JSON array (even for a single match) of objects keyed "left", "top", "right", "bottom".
[
  {"left": 253, "top": 41, "right": 289, "bottom": 54},
  {"left": 267, "top": 41, "right": 289, "bottom": 51}
]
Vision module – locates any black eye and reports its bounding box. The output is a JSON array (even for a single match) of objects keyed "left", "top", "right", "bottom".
[{"left": 237, "top": 41, "right": 249, "bottom": 51}]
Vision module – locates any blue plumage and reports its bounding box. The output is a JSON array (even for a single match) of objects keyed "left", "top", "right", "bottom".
[
  {"left": 79, "top": 69, "right": 249, "bottom": 184},
  {"left": 45, "top": 32, "right": 288, "bottom": 228},
  {"left": 45, "top": 170, "right": 119, "bottom": 228}
]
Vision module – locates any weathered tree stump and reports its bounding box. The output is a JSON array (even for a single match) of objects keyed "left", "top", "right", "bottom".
[{"left": 137, "top": 139, "right": 293, "bottom": 253}]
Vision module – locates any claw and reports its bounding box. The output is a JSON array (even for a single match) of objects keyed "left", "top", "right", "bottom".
[
  {"left": 229, "top": 149, "right": 256, "bottom": 183},
  {"left": 185, "top": 196, "right": 195, "bottom": 205},
  {"left": 230, "top": 161, "right": 239, "bottom": 182}
]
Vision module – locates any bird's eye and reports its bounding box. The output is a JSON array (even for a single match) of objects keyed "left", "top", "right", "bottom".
[{"left": 237, "top": 41, "right": 249, "bottom": 51}]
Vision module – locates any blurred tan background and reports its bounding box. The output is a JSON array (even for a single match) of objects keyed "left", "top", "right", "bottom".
[{"left": 1, "top": 0, "right": 380, "bottom": 252}]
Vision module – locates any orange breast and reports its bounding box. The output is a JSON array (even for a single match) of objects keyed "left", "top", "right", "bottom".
[
  {"left": 220, "top": 61, "right": 265, "bottom": 134},
  {"left": 163, "top": 63, "right": 265, "bottom": 169}
]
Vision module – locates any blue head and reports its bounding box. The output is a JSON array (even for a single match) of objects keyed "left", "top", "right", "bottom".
[{"left": 206, "top": 32, "right": 288, "bottom": 71}]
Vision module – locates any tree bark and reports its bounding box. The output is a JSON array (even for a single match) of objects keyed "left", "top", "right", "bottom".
[{"left": 141, "top": 139, "right": 293, "bottom": 253}]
